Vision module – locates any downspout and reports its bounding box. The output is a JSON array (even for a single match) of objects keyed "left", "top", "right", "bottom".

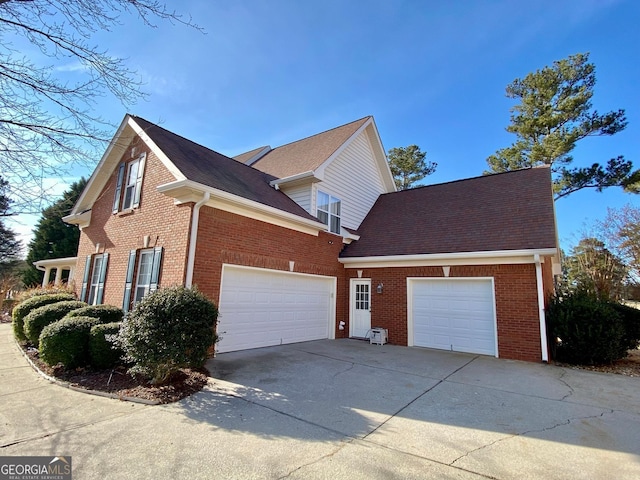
[
  {"left": 534, "top": 254, "right": 549, "bottom": 362},
  {"left": 185, "top": 192, "right": 210, "bottom": 288}
]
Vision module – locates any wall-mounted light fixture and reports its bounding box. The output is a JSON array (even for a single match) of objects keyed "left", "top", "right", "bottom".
[{"left": 377, "top": 283, "right": 384, "bottom": 294}]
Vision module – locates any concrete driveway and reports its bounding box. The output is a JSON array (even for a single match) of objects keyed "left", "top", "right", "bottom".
[{"left": 1, "top": 323, "right": 640, "bottom": 479}]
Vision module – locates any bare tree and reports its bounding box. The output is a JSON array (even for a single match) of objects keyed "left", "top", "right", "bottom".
[
  {"left": 0, "top": 0, "right": 201, "bottom": 214},
  {"left": 598, "top": 204, "right": 640, "bottom": 284}
]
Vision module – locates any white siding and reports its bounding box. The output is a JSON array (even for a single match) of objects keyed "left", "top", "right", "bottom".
[
  {"left": 318, "top": 130, "right": 387, "bottom": 230},
  {"left": 280, "top": 183, "right": 312, "bottom": 212}
]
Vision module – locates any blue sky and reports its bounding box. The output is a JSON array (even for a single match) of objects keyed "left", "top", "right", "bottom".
[{"left": 8, "top": 0, "right": 640, "bottom": 252}]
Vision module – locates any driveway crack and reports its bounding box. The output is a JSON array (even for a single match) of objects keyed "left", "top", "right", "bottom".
[
  {"left": 449, "top": 408, "right": 615, "bottom": 466},
  {"left": 557, "top": 368, "right": 575, "bottom": 401},
  {"left": 277, "top": 439, "right": 354, "bottom": 479}
]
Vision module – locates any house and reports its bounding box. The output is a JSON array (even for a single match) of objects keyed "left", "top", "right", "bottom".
[{"left": 53, "top": 114, "right": 560, "bottom": 362}]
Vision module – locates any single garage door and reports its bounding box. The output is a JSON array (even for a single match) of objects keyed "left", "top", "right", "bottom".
[
  {"left": 409, "top": 278, "right": 497, "bottom": 356},
  {"left": 217, "top": 265, "right": 335, "bottom": 353}
]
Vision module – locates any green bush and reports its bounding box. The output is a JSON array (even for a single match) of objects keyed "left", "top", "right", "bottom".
[
  {"left": 23, "top": 300, "right": 87, "bottom": 346},
  {"left": 66, "top": 304, "right": 124, "bottom": 325},
  {"left": 40, "top": 316, "right": 100, "bottom": 368},
  {"left": 117, "top": 286, "right": 218, "bottom": 384},
  {"left": 89, "top": 322, "right": 123, "bottom": 369},
  {"left": 609, "top": 303, "right": 640, "bottom": 351},
  {"left": 12, "top": 292, "right": 76, "bottom": 342},
  {"left": 546, "top": 292, "right": 627, "bottom": 364}
]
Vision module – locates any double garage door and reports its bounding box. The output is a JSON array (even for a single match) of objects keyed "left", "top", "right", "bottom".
[
  {"left": 217, "top": 265, "right": 335, "bottom": 353},
  {"left": 409, "top": 278, "right": 497, "bottom": 356}
]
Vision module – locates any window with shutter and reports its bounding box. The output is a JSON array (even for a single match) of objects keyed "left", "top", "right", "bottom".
[{"left": 113, "top": 152, "right": 146, "bottom": 213}]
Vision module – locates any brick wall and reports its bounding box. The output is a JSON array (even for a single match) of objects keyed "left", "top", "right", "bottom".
[
  {"left": 191, "top": 207, "right": 346, "bottom": 332},
  {"left": 344, "top": 263, "right": 544, "bottom": 362},
  {"left": 73, "top": 138, "right": 192, "bottom": 307}
]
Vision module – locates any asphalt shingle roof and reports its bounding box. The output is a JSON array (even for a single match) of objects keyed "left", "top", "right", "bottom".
[
  {"left": 132, "top": 116, "right": 319, "bottom": 221},
  {"left": 340, "top": 167, "right": 557, "bottom": 258},
  {"left": 248, "top": 117, "right": 371, "bottom": 178}
]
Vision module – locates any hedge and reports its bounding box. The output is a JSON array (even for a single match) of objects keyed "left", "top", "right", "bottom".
[
  {"left": 89, "top": 322, "right": 123, "bottom": 369},
  {"left": 66, "top": 304, "right": 124, "bottom": 325},
  {"left": 12, "top": 293, "right": 76, "bottom": 342},
  {"left": 40, "top": 316, "right": 100, "bottom": 368},
  {"left": 23, "top": 300, "right": 87, "bottom": 346}
]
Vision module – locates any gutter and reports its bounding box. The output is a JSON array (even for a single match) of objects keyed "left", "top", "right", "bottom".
[
  {"left": 185, "top": 192, "right": 210, "bottom": 288},
  {"left": 534, "top": 254, "right": 549, "bottom": 362}
]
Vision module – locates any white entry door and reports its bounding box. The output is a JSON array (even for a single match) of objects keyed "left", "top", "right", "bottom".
[
  {"left": 350, "top": 279, "right": 371, "bottom": 338},
  {"left": 217, "top": 265, "right": 336, "bottom": 353}
]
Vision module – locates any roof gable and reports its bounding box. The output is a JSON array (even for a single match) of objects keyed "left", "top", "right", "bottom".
[
  {"left": 249, "top": 117, "right": 371, "bottom": 179},
  {"left": 340, "top": 167, "right": 558, "bottom": 258},
  {"left": 129, "top": 117, "right": 319, "bottom": 221}
]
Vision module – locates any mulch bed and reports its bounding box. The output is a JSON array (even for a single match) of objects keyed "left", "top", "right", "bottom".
[
  {"left": 22, "top": 345, "right": 209, "bottom": 404},
  {"left": 553, "top": 348, "right": 640, "bottom": 377}
]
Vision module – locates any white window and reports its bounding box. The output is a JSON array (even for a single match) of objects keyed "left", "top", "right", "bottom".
[
  {"left": 87, "top": 255, "right": 104, "bottom": 305},
  {"left": 317, "top": 191, "right": 341, "bottom": 234},
  {"left": 134, "top": 249, "right": 154, "bottom": 304},
  {"left": 113, "top": 152, "right": 146, "bottom": 214},
  {"left": 122, "top": 159, "right": 140, "bottom": 210},
  {"left": 81, "top": 253, "right": 109, "bottom": 305}
]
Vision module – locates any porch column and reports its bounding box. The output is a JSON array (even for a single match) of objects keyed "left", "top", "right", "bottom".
[
  {"left": 42, "top": 267, "right": 52, "bottom": 287},
  {"left": 54, "top": 267, "right": 63, "bottom": 286}
]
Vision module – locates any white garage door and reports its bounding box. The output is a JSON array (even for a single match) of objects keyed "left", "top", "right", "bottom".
[
  {"left": 217, "top": 265, "right": 335, "bottom": 353},
  {"left": 409, "top": 278, "right": 497, "bottom": 356}
]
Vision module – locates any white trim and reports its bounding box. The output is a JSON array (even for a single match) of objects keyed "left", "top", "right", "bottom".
[
  {"left": 33, "top": 257, "right": 78, "bottom": 270},
  {"left": 185, "top": 192, "right": 210, "bottom": 288},
  {"left": 349, "top": 278, "right": 371, "bottom": 338},
  {"left": 157, "top": 179, "right": 327, "bottom": 236},
  {"left": 217, "top": 264, "right": 337, "bottom": 350},
  {"left": 407, "top": 277, "right": 499, "bottom": 358},
  {"left": 127, "top": 117, "right": 186, "bottom": 181},
  {"left": 270, "top": 171, "right": 321, "bottom": 189},
  {"left": 340, "top": 248, "right": 558, "bottom": 268},
  {"left": 534, "top": 254, "right": 549, "bottom": 362}
]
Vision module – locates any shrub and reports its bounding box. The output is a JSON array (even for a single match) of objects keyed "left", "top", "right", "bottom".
[
  {"left": 12, "top": 292, "right": 76, "bottom": 342},
  {"left": 66, "top": 304, "right": 124, "bottom": 325},
  {"left": 23, "top": 300, "right": 87, "bottom": 346},
  {"left": 546, "top": 292, "right": 627, "bottom": 364},
  {"left": 609, "top": 302, "right": 640, "bottom": 351},
  {"left": 40, "top": 316, "right": 100, "bottom": 368},
  {"left": 89, "top": 322, "right": 124, "bottom": 369},
  {"left": 117, "top": 286, "right": 218, "bottom": 384},
  {"left": 15, "top": 285, "right": 75, "bottom": 303}
]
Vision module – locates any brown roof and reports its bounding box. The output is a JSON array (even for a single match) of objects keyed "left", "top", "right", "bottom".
[
  {"left": 233, "top": 146, "right": 270, "bottom": 164},
  {"left": 340, "top": 167, "right": 557, "bottom": 258},
  {"left": 249, "top": 116, "right": 371, "bottom": 178},
  {"left": 131, "top": 116, "right": 319, "bottom": 222}
]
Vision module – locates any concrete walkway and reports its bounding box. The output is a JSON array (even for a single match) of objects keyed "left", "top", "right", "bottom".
[{"left": 1, "top": 322, "right": 639, "bottom": 479}]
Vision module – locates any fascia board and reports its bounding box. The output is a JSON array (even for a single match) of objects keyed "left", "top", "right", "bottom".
[
  {"left": 62, "top": 210, "right": 91, "bottom": 228},
  {"left": 70, "top": 115, "right": 132, "bottom": 215},
  {"left": 314, "top": 117, "right": 373, "bottom": 178},
  {"left": 270, "top": 171, "right": 320, "bottom": 188},
  {"left": 157, "top": 180, "right": 327, "bottom": 235},
  {"left": 339, "top": 248, "right": 559, "bottom": 268},
  {"left": 127, "top": 117, "right": 186, "bottom": 181},
  {"left": 365, "top": 120, "right": 397, "bottom": 192}
]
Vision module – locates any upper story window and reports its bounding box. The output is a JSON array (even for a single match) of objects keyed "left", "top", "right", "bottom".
[
  {"left": 317, "top": 191, "right": 341, "bottom": 234},
  {"left": 113, "top": 152, "right": 146, "bottom": 213}
]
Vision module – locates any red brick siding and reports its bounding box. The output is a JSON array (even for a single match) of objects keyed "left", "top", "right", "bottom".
[
  {"left": 73, "top": 139, "right": 192, "bottom": 307},
  {"left": 344, "top": 263, "right": 543, "bottom": 362},
  {"left": 191, "top": 207, "right": 346, "bottom": 329}
]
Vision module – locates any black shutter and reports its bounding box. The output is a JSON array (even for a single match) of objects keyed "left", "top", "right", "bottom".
[
  {"left": 96, "top": 253, "right": 109, "bottom": 305},
  {"left": 149, "top": 246, "right": 163, "bottom": 293},
  {"left": 123, "top": 249, "right": 137, "bottom": 312},
  {"left": 113, "top": 162, "right": 125, "bottom": 213},
  {"left": 132, "top": 153, "right": 146, "bottom": 208},
  {"left": 80, "top": 255, "right": 92, "bottom": 302}
]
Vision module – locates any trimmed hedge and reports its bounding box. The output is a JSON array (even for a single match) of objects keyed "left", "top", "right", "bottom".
[
  {"left": 546, "top": 292, "right": 627, "bottom": 364},
  {"left": 66, "top": 304, "right": 124, "bottom": 325},
  {"left": 89, "top": 322, "right": 123, "bottom": 369},
  {"left": 118, "top": 286, "right": 218, "bottom": 384},
  {"left": 610, "top": 303, "right": 640, "bottom": 351},
  {"left": 12, "top": 293, "right": 76, "bottom": 342},
  {"left": 40, "top": 316, "right": 100, "bottom": 368},
  {"left": 23, "top": 300, "right": 87, "bottom": 346}
]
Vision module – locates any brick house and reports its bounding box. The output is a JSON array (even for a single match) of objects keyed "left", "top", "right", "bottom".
[{"left": 57, "top": 114, "right": 560, "bottom": 362}]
